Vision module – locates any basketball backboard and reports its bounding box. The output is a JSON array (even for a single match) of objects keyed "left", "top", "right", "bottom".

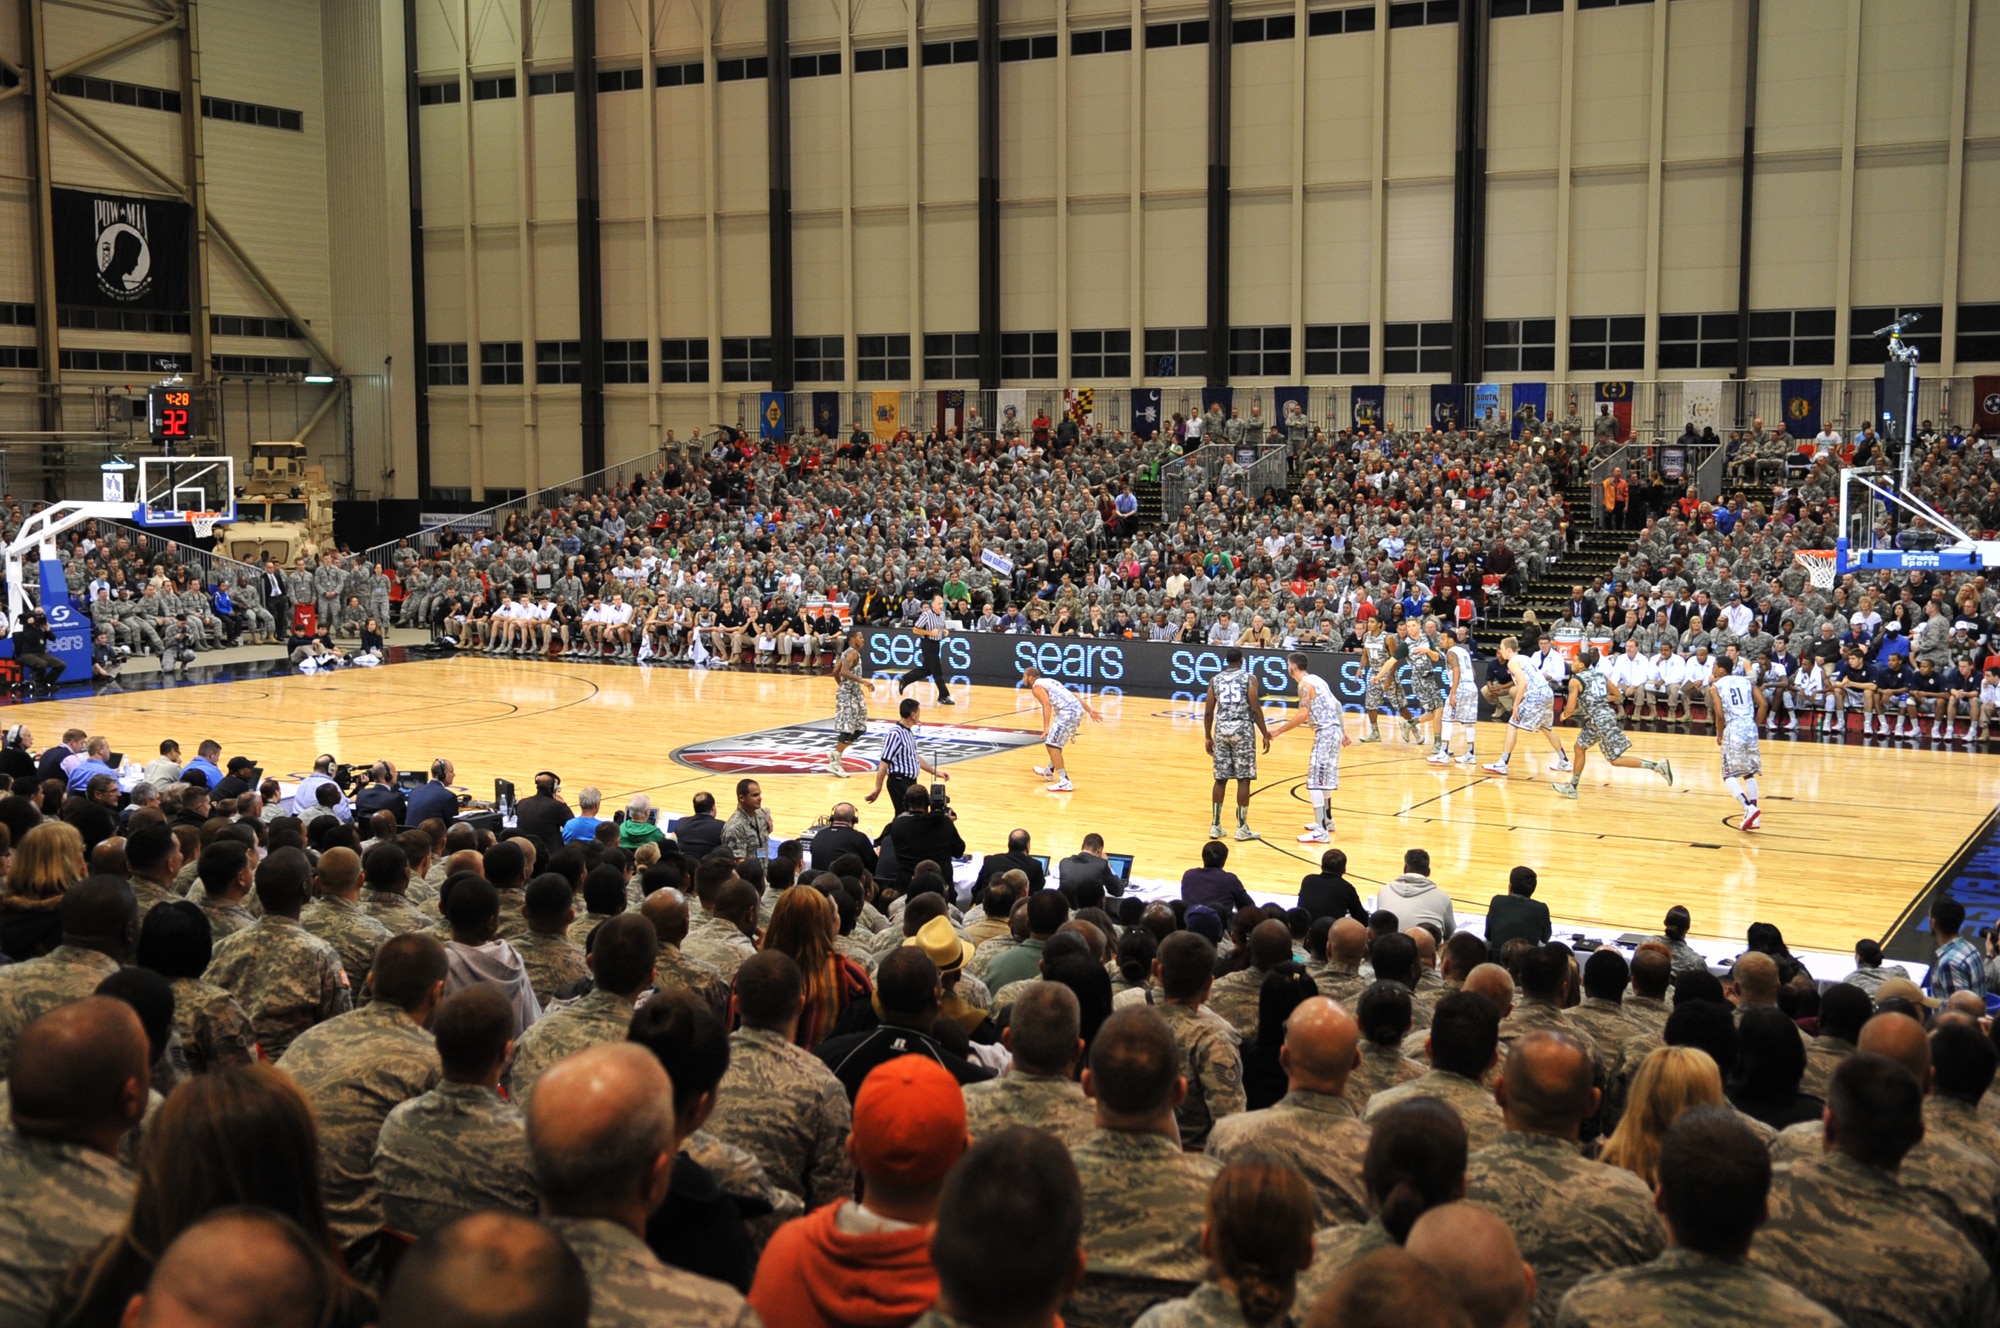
[{"left": 137, "top": 455, "right": 236, "bottom": 533}]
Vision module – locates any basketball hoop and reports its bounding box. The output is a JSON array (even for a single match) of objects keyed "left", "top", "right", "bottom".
[
  {"left": 186, "top": 512, "right": 222, "bottom": 539},
  {"left": 1794, "top": 549, "right": 1837, "bottom": 591}
]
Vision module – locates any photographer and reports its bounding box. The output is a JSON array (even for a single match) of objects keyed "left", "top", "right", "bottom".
[
  {"left": 10, "top": 609, "right": 62, "bottom": 694},
  {"left": 882, "top": 785, "right": 964, "bottom": 892}
]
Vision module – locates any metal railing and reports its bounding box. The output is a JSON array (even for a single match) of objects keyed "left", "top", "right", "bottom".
[
  {"left": 1159, "top": 443, "right": 1289, "bottom": 518},
  {"left": 361, "top": 448, "right": 667, "bottom": 566}
]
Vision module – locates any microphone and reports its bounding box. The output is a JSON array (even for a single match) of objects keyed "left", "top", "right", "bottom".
[{"left": 1870, "top": 312, "right": 1921, "bottom": 337}]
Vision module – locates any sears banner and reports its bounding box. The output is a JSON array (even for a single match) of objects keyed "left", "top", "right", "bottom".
[
  {"left": 54, "top": 188, "right": 191, "bottom": 312},
  {"left": 859, "top": 627, "right": 1457, "bottom": 709}
]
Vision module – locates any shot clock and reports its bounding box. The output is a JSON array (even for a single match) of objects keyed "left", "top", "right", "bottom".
[{"left": 147, "top": 384, "right": 204, "bottom": 450}]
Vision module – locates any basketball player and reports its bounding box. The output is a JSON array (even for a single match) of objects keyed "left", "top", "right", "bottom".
[
  {"left": 1405, "top": 622, "right": 1445, "bottom": 757},
  {"left": 1481, "top": 636, "right": 1573, "bottom": 777},
  {"left": 1552, "top": 649, "right": 1672, "bottom": 799},
  {"left": 1273, "top": 653, "right": 1350, "bottom": 843},
  {"left": 1436, "top": 627, "right": 1480, "bottom": 766},
  {"left": 1023, "top": 663, "right": 1103, "bottom": 792},
  {"left": 1357, "top": 618, "right": 1397, "bottom": 742},
  {"left": 1707, "top": 655, "right": 1766, "bottom": 830},
  {"left": 828, "top": 630, "right": 869, "bottom": 777},
  {"left": 1203, "top": 649, "right": 1273, "bottom": 841}
]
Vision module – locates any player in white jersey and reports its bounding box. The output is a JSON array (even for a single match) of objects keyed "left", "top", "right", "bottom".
[
  {"left": 1273, "top": 653, "right": 1351, "bottom": 842},
  {"left": 1706, "top": 656, "right": 1766, "bottom": 830},
  {"left": 1482, "top": 636, "right": 1573, "bottom": 777},
  {"left": 1022, "top": 664, "right": 1103, "bottom": 792},
  {"left": 1434, "top": 628, "right": 1480, "bottom": 766}
]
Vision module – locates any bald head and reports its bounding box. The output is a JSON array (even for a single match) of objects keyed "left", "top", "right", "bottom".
[
  {"left": 1859, "top": 1010, "right": 1933, "bottom": 1088},
  {"left": 1407, "top": 927, "right": 1437, "bottom": 972},
  {"left": 527, "top": 1043, "right": 677, "bottom": 1219},
  {"left": 133, "top": 1209, "right": 332, "bottom": 1328},
  {"left": 1283, "top": 996, "right": 1362, "bottom": 1093},
  {"left": 9, "top": 996, "right": 148, "bottom": 1148},
  {"left": 1463, "top": 963, "right": 1516, "bottom": 1019},
  {"left": 1330, "top": 917, "right": 1369, "bottom": 967},
  {"left": 1944, "top": 990, "right": 1986, "bottom": 1022},
  {"left": 1729, "top": 952, "right": 1779, "bottom": 1005},
  {"left": 1405, "top": 1204, "right": 1534, "bottom": 1328},
  {"left": 640, "top": 887, "right": 690, "bottom": 947},
  {"left": 1495, "top": 1030, "right": 1596, "bottom": 1137},
  {"left": 1249, "top": 919, "right": 1293, "bottom": 971},
  {"left": 381, "top": 1211, "right": 590, "bottom": 1328},
  {"left": 314, "top": 846, "right": 362, "bottom": 899}
]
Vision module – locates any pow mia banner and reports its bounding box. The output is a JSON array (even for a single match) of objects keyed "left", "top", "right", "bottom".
[{"left": 54, "top": 189, "right": 191, "bottom": 311}]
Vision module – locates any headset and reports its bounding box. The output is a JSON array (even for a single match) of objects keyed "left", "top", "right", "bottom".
[
  {"left": 430, "top": 758, "right": 451, "bottom": 783},
  {"left": 534, "top": 770, "right": 561, "bottom": 794}
]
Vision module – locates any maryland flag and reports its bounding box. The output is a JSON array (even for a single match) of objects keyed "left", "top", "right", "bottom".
[
  {"left": 871, "top": 391, "right": 900, "bottom": 442},
  {"left": 1065, "top": 386, "right": 1094, "bottom": 426}
]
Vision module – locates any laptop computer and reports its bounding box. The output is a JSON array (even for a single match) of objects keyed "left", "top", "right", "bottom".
[
  {"left": 1029, "top": 854, "right": 1051, "bottom": 873},
  {"left": 1105, "top": 853, "right": 1134, "bottom": 883}
]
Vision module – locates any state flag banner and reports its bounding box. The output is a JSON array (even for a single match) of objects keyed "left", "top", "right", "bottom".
[
  {"left": 811, "top": 392, "right": 842, "bottom": 439},
  {"left": 1975, "top": 377, "right": 2000, "bottom": 435},
  {"left": 936, "top": 389, "right": 966, "bottom": 437},
  {"left": 1510, "top": 383, "right": 1547, "bottom": 438},
  {"left": 871, "top": 391, "right": 901, "bottom": 441},
  {"left": 1429, "top": 383, "right": 1462, "bottom": 431},
  {"left": 1781, "top": 379, "right": 1823, "bottom": 440},
  {"left": 1065, "top": 387, "right": 1094, "bottom": 425},
  {"left": 1131, "top": 388, "right": 1164, "bottom": 440},
  {"left": 1594, "top": 381, "right": 1634, "bottom": 442},
  {"left": 1274, "top": 387, "right": 1310, "bottom": 434},
  {"left": 1350, "top": 385, "right": 1385, "bottom": 432},
  {"left": 759, "top": 392, "right": 787, "bottom": 440}
]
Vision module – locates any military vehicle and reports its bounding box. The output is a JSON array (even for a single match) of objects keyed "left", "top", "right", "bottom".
[{"left": 216, "top": 441, "right": 334, "bottom": 564}]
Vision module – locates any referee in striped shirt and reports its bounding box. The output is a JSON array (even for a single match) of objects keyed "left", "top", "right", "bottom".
[
  {"left": 867, "top": 697, "right": 948, "bottom": 814},
  {"left": 897, "top": 594, "right": 956, "bottom": 705}
]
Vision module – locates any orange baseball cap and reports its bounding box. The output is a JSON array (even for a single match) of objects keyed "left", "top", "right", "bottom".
[{"left": 851, "top": 1056, "right": 969, "bottom": 1188}]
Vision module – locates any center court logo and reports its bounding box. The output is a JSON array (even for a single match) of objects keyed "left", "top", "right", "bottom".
[{"left": 671, "top": 718, "right": 1042, "bottom": 775}]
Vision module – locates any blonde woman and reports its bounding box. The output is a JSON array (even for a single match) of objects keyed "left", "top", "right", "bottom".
[
  {"left": 9, "top": 820, "right": 85, "bottom": 905},
  {"left": 1599, "top": 1045, "right": 1724, "bottom": 1186}
]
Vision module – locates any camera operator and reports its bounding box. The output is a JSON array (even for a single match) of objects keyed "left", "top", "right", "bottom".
[
  {"left": 10, "top": 608, "right": 62, "bottom": 694},
  {"left": 881, "top": 785, "right": 964, "bottom": 892},
  {"left": 355, "top": 761, "right": 408, "bottom": 823}
]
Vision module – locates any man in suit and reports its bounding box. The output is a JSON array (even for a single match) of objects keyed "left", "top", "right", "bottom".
[
  {"left": 1690, "top": 590, "right": 1721, "bottom": 633},
  {"left": 1056, "top": 832, "right": 1122, "bottom": 900},
  {"left": 262, "top": 558, "right": 291, "bottom": 636},
  {"left": 1567, "top": 586, "right": 1596, "bottom": 625},
  {"left": 513, "top": 771, "right": 572, "bottom": 850},
  {"left": 971, "top": 828, "right": 1045, "bottom": 903},
  {"left": 404, "top": 759, "right": 461, "bottom": 826},
  {"left": 672, "top": 792, "right": 725, "bottom": 861},
  {"left": 807, "top": 802, "right": 876, "bottom": 874},
  {"left": 354, "top": 761, "right": 409, "bottom": 824}
]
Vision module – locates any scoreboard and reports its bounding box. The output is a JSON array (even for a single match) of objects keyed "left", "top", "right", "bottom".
[{"left": 147, "top": 385, "right": 204, "bottom": 448}]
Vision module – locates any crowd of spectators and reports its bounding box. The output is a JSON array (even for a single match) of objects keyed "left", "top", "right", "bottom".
[{"left": 0, "top": 720, "right": 1994, "bottom": 1328}]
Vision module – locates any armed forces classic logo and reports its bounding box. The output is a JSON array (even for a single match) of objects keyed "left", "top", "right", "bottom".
[{"left": 671, "top": 718, "right": 1042, "bottom": 775}]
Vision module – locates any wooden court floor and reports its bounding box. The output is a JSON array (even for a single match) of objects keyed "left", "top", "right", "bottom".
[{"left": 34, "top": 657, "right": 2000, "bottom": 955}]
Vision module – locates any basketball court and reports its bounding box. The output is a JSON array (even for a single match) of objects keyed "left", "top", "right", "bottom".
[{"left": 27, "top": 656, "right": 2000, "bottom": 960}]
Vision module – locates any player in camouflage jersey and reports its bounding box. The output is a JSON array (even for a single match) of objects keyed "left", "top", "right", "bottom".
[
  {"left": 1556, "top": 1107, "right": 1842, "bottom": 1328},
  {"left": 1202, "top": 648, "right": 1273, "bottom": 841},
  {"left": 1357, "top": 617, "right": 1406, "bottom": 742},
  {"left": 1553, "top": 648, "right": 1673, "bottom": 800},
  {"left": 373, "top": 985, "right": 539, "bottom": 1238},
  {"left": 1404, "top": 620, "right": 1447, "bottom": 752},
  {"left": 1273, "top": 654, "right": 1350, "bottom": 844},
  {"left": 828, "top": 630, "right": 869, "bottom": 777}
]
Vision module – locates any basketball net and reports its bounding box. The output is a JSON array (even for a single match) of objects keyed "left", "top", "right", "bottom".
[
  {"left": 188, "top": 512, "right": 221, "bottom": 539},
  {"left": 1794, "top": 549, "right": 1836, "bottom": 591}
]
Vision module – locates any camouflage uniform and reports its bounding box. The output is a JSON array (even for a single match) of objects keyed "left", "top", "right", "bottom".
[
  {"left": 198, "top": 895, "right": 258, "bottom": 941},
  {"left": 206, "top": 915, "right": 352, "bottom": 1061},
  {"left": 0, "top": 1126, "right": 134, "bottom": 1328},
  {"left": 1555, "top": 1247, "right": 1845, "bottom": 1327},
  {"left": 681, "top": 917, "right": 756, "bottom": 982},
  {"left": 720, "top": 807, "right": 772, "bottom": 863},
  {"left": 373, "top": 1079, "right": 539, "bottom": 1238},
  {"left": 275, "top": 1001, "right": 441, "bottom": 1249},
  {"left": 1749, "top": 1151, "right": 1998, "bottom": 1328},
  {"left": 1621, "top": 993, "right": 1670, "bottom": 1040},
  {"left": 1500, "top": 1000, "right": 1607, "bottom": 1082},
  {"left": 512, "top": 930, "right": 591, "bottom": 1005},
  {"left": 543, "top": 1214, "right": 760, "bottom": 1328},
  {"left": 1567, "top": 996, "right": 1633, "bottom": 1086},
  {"left": 1772, "top": 1120, "right": 2000, "bottom": 1267},
  {"left": 1800, "top": 1033, "right": 1854, "bottom": 1102},
  {"left": 130, "top": 876, "right": 181, "bottom": 921},
  {"left": 1205, "top": 1089, "right": 1370, "bottom": 1228},
  {"left": 966, "top": 934, "right": 1019, "bottom": 981},
  {"left": 1204, "top": 967, "right": 1271, "bottom": 1041},
  {"left": 1364, "top": 1067, "right": 1507, "bottom": 1151},
  {"left": 508, "top": 987, "right": 637, "bottom": 1109},
  {"left": 1347, "top": 1039, "right": 1426, "bottom": 1106},
  {"left": 962, "top": 1071, "right": 1097, "bottom": 1150},
  {"left": 168, "top": 975, "right": 255, "bottom": 1075},
  {"left": 1157, "top": 1003, "right": 1245, "bottom": 1149},
  {"left": 363, "top": 889, "right": 432, "bottom": 937},
  {"left": 1132, "top": 1281, "right": 1274, "bottom": 1328},
  {"left": 301, "top": 895, "right": 395, "bottom": 994},
  {"left": 568, "top": 910, "right": 622, "bottom": 951},
  {"left": 654, "top": 944, "right": 731, "bottom": 1020},
  {"left": 1074, "top": 1128, "right": 1221, "bottom": 1282},
  {"left": 1929, "top": 1095, "right": 2000, "bottom": 1169},
  {"left": 1464, "top": 1130, "right": 1666, "bottom": 1321},
  {"left": 1294, "top": 1218, "right": 1393, "bottom": 1310},
  {"left": 0, "top": 945, "right": 123, "bottom": 1077},
  {"left": 708, "top": 1026, "right": 854, "bottom": 1208},
  {"left": 1311, "top": 962, "right": 1366, "bottom": 1006},
  {"left": 682, "top": 1129, "right": 804, "bottom": 1224}
]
